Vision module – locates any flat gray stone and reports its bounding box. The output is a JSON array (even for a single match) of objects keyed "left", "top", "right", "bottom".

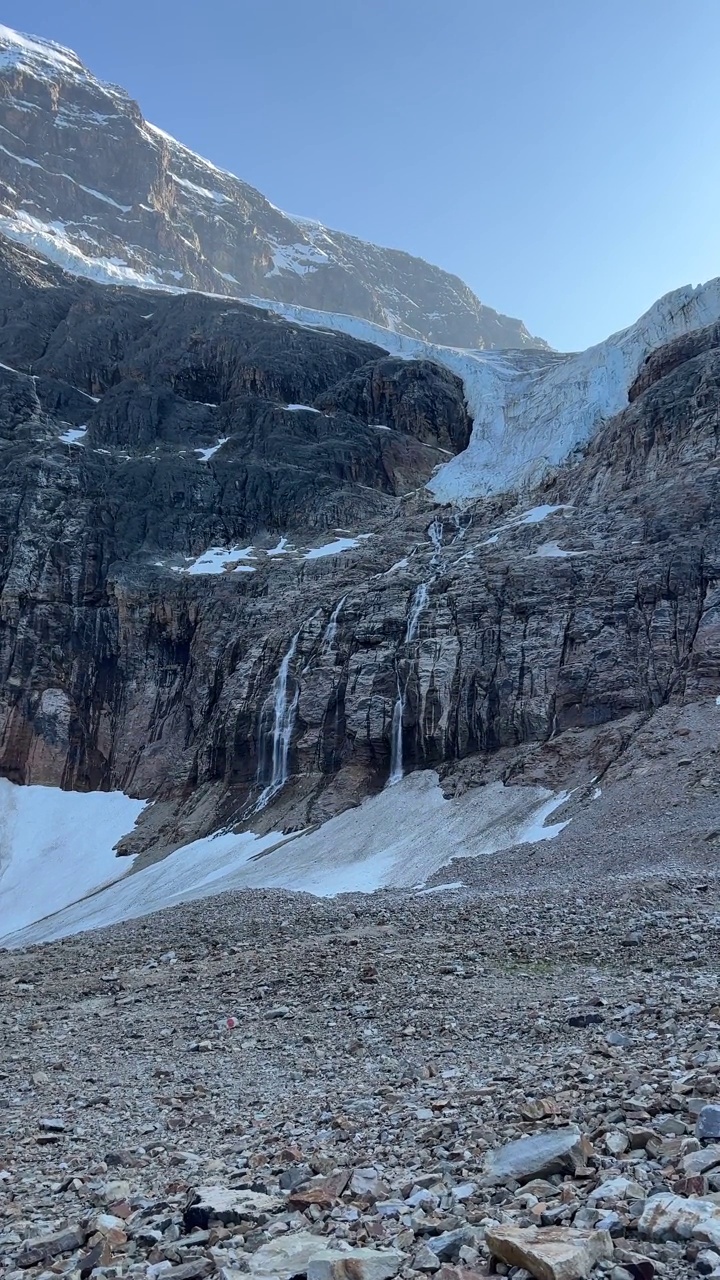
[{"left": 484, "top": 1126, "right": 585, "bottom": 1183}]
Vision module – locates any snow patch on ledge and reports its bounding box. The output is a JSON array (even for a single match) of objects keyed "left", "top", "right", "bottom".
[
  {"left": 58, "top": 426, "right": 87, "bottom": 445},
  {"left": 177, "top": 546, "right": 256, "bottom": 575},
  {"left": 0, "top": 211, "right": 165, "bottom": 288},
  {"left": 0, "top": 772, "right": 570, "bottom": 946},
  {"left": 194, "top": 437, "right": 228, "bottom": 462},
  {"left": 304, "top": 535, "right": 372, "bottom": 560}
]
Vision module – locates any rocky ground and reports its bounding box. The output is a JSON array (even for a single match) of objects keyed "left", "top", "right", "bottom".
[{"left": 3, "top": 846, "right": 720, "bottom": 1280}]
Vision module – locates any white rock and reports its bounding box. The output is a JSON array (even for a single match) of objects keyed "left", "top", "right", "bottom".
[{"left": 639, "top": 1192, "right": 720, "bottom": 1241}]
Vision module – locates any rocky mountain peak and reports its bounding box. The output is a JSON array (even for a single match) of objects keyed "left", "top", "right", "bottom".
[{"left": 0, "top": 23, "right": 546, "bottom": 350}]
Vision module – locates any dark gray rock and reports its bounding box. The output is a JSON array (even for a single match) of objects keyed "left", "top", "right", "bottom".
[{"left": 697, "top": 1106, "right": 720, "bottom": 1142}]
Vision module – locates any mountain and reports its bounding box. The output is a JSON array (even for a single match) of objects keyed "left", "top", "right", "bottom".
[
  {"left": 0, "top": 230, "right": 719, "bottom": 948},
  {"left": 0, "top": 24, "right": 546, "bottom": 351}
]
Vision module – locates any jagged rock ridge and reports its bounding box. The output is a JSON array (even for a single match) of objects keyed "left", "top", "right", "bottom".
[{"left": 0, "top": 24, "right": 546, "bottom": 350}]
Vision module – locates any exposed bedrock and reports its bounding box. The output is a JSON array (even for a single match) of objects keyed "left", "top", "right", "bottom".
[{"left": 0, "top": 239, "right": 718, "bottom": 854}]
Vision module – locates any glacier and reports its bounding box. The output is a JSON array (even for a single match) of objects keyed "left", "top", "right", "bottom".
[
  {"left": 2, "top": 24, "right": 720, "bottom": 502},
  {"left": 251, "top": 280, "right": 720, "bottom": 502}
]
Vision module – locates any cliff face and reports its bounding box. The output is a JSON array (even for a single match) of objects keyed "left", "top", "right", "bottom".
[
  {"left": 0, "top": 236, "right": 718, "bottom": 859},
  {"left": 0, "top": 25, "right": 545, "bottom": 351}
]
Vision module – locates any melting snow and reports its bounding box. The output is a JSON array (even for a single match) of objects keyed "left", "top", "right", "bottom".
[
  {"left": 516, "top": 504, "right": 572, "bottom": 525},
  {"left": 179, "top": 546, "right": 256, "bottom": 575},
  {"left": 58, "top": 426, "right": 87, "bottom": 445},
  {"left": 532, "top": 541, "right": 581, "bottom": 559},
  {"left": 267, "top": 241, "right": 330, "bottom": 277},
  {"left": 267, "top": 536, "right": 294, "bottom": 556},
  {"left": 194, "top": 437, "right": 228, "bottom": 462},
  {"left": 304, "top": 535, "right": 371, "bottom": 559},
  {"left": 0, "top": 772, "right": 571, "bottom": 946},
  {"left": 0, "top": 779, "right": 146, "bottom": 938},
  {"left": 285, "top": 403, "right": 320, "bottom": 413},
  {"left": 169, "top": 173, "right": 230, "bottom": 204}
]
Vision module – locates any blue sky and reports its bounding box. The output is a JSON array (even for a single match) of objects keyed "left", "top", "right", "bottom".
[{"left": 3, "top": 0, "right": 720, "bottom": 350}]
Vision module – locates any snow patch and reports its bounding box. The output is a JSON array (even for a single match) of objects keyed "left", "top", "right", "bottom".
[
  {"left": 285, "top": 403, "right": 320, "bottom": 413},
  {"left": 516, "top": 504, "right": 572, "bottom": 525},
  {"left": 1, "top": 772, "right": 571, "bottom": 946},
  {"left": 267, "top": 536, "right": 294, "bottom": 556},
  {"left": 58, "top": 426, "right": 87, "bottom": 445},
  {"left": 178, "top": 546, "right": 256, "bottom": 575},
  {"left": 0, "top": 211, "right": 164, "bottom": 288},
  {"left": 416, "top": 881, "right": 465, "bottom": 896},
  {"left": 194, "top": 437, "right": 228, "bottom": 462},
  {"left": 304, "top": 535, "right": 371, "bottom": 560},
  {"left": 0, "top": 779, "right": 146, "bottom": 938},
  {"left": 532, "top": 541, "right": 581, "bottom": 559},
  {"left": 169, "top": 173, "right": 230, "bottom": 204},
  {"left": 267, "top": 241, "right": 330, "bottom": 277}
]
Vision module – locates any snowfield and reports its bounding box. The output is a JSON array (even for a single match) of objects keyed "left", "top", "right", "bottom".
[
  {"left": 0, "top": 772, "right": 570, "bottom": 947},
  {"left": 0, "top": 780, "right": 146, "bottom": 937}
]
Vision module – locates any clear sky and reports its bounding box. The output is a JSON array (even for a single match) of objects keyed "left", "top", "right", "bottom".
[{"left": 3, "top": 0, "right": 720, "bottom": 350}]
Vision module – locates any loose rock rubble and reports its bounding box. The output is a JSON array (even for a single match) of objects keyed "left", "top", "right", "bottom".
[{"left": 3, "top": 872, "right": 720, "bottom": 1280}]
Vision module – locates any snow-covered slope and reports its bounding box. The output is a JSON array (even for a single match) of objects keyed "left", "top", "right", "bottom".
[
  {"left": 258, "top": 279, "right": 720, "bottom": 500},
  {"left": 0, "top": 24, "right": 543, "bottom": 350},
  {"left": 0, "top": 779, "right": 146, "bottom": 936},
  {"left": 0, "top": 772, "right": 569, "bottom": 946}
]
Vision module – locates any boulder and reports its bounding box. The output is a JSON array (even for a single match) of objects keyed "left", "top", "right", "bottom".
[
  {"left": 697, "top": 1106, "right": 720, "bottom": 1142},
  {"left": 184, "top": 1185, "right": 283, "bottom": 1230},
  {"left": 638, "top": 1192, "right": 720, "bottom": 1241},
  {"left": 248, "top": 1232, "right": 403, "bottom": 1280},
  {"left": 485, "top": 1223, "right": 613, "bottom": 1280},
  {"left": 484, "top": 1127, "right": 587, "bottom": 1183}
]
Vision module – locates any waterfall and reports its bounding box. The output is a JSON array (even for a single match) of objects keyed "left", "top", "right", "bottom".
[
  {"left": 428, "top": 518, "right": 444, "bottom": 559},
  {"left": 388, "top": 582, "right": 432, "bottom": 784},
  {"left": 320, "top": 595, "right": 346, "bottom": 655},
  {"left": 388, "top": 679, "right": 405, "bottom": 785},
  {"left": 406, "top": 582, "right": 429, "bottom": 643},
  {"left": 255, "top": 630, "right": 301, "bottom": 810}
]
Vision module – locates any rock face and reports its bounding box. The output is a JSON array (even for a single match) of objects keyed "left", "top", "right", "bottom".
[
  {"left": 0, "top": 231, "right": 719, "bottom": 861},
  {"left": 0, "top": 24, "right": 546, "bottom": 351}
]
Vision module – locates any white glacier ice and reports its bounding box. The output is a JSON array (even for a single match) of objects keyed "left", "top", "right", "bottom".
[{"left": 255, "top": 279, "right": 720, "bottom": 502}]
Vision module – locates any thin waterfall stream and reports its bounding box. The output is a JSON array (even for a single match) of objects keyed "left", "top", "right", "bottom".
[
  {"left": 320, "top": 595, "right": 347, "bottom": 655},
  {"left": 255, "top": 629, "right": 301, "bottom": 810},
  {"left": 388, "top": 581, "right": 432, "bottom": 784},
  {"left": 387, "top": 514, "right": 467, "bottom": 786}
]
